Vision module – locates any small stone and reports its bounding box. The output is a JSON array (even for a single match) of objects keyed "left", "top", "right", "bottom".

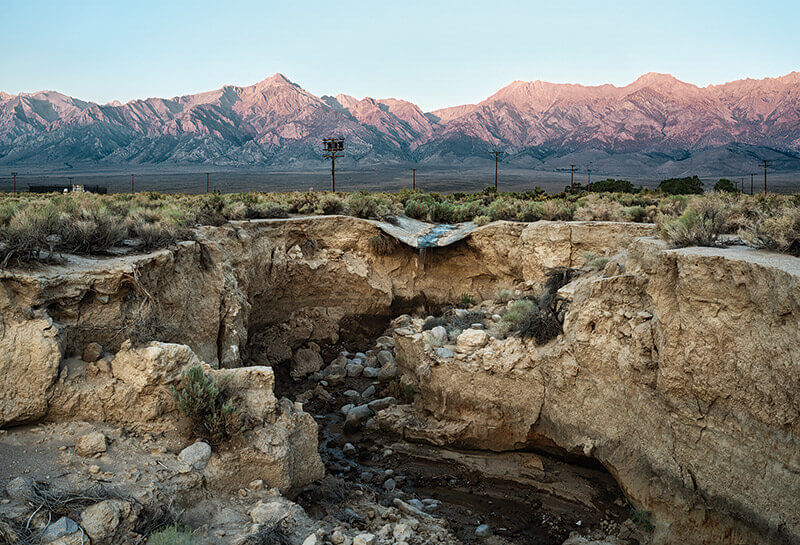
[
  {"left": 331, "top": 530, "right": 345, "bottom": 545},
  {"left": 377, "top": 350, "right": 395, "bottom": 366},
  {"left": 383, "top": 478, "right": 396, "bottom": 491},
  {"left": 470, "top": 323, "right": 484, "bottom": 329},
  {"left": 476, "top": 524, "right": 492, "bottom": 538},
  {"left": 343, "top": 443, "right": 356, "bottom": 455},
  {"left": 81, "top": 499, "right": 131, "bottom": 542},
  {"left": 302, "top": 535, "right": 318, "bottom": 545},
  {"left": 178, "top": 441, "right": 212, "bottom": 471},
  {"left": 430, "top": 326, "right": 448, "bottom": 344},
  {"left": 354, "top": 534, "right": 376, "bottom": 545},
  {"left": 393, "top": 523, "right": 411, "bottom": 541},
  {"left": 88, "top": 465, "right": 101, "bottom": 474},
  {"left": 367, "top": 396, "right": 396, "bottom": 412},
  {"left": 292, "top": 348, "right": 324, "bottom": 380},
  {"left": 377, "top": 363, "right": 398, "bottom": 381},
  {"left": 76, "top": 431, "right": 107, "bottom": 457},
  {"left": 249, "top": 500, "right": 290, "bottom": 525},
  {"left": 341, "top": 403, "right": 355, "bottom": 416},
  {"left": 346, "top": 363, "right": 364, "bottom": 377},
  {"left": 249, "top": 479, "right": 264, "bottom": 490},
  {"left": 82, "top": 342, "right": 103, "bottom": 362},
  {"left": 434, "top": 347, "right": 454, "bottom": 359},
  {"left": 355, "top": 352, "right": 368, "bottom": 360},
  {"left": 41, "top": 517, "right": 80, "bottom": 543},
  {"left": 362, "top": 367, "right": 380, "bottom": 378},
  {"left": 6, "top": 477, "right": 35, "bottom": 501},
  {"left": 361, "top": 385, "right": 376, "bottom": 399},
  {"left": 375, "top": 335, "right": 394, "bottom": 347},
  {"left": 456, "top": 328, "right": 488, "bottom": 352},
  {"left": 344, "top": 404, "right": 373, "bottom": 433},
  {"left": 325, "top": 364, "right": 347, "bottom": 384}
]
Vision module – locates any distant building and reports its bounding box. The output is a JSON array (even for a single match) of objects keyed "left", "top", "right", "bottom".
[{"left": 28, "top": 184, "right": 108, "bottom": 194}]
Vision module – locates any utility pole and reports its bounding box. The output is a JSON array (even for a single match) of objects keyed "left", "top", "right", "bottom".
[
  {"left": 587, "top": 169, "right": 592, "bottom": 192},
  {"left": 740, "top": 178, "right": 745, "bottom": 194},
  {"left": 206, "top": 172, "right": 210, "bottom": 193},
  {"left": 412, "top": 168, "right": 416, "bottom": 190},
  {"left": 131, "top": 174, "right": 135, "bottom": 194},
  {"left": 68, "top": 177, "right": 74, "bottom": 187},
  {"left": 489, "top": 151, "right": 505, "bottom": 192},
  {"left": 762, "top": 160, "right": 770, "bottom": 195},
  {"left": 748, "top": 173, "right": 756, "bottom": 195},
  {"left": 322, "top": 138, "right": 344, "bottom": 192},
  {"left": 569, "top": 165, "right": 577, "bottom": 194},
  {"left": 11, "top": 172, "right": 17, "bottom": 193}
]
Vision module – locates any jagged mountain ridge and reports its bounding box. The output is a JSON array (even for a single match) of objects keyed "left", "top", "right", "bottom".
[{"left": 1, "top": 72, "right": 800, "bottom": 172}]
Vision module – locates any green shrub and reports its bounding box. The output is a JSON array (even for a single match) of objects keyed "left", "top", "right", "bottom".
[
  {"left": 488, "top": 198, "right": 519, "bottom": 221},
  {"left": 495, "top": 289, "right": 512, "bottom": 303},
  {"left": 172, "top": 365, "right": 242, "bottom": 444},
  {"left": 404, "top": 199, "right": 427, "bottom": 219},
  {"left": 148, "top": 525, "right": 195, "bottom": 545},
  {"left": 659, "top": 198, "right": 729, "bottom": 247},
  {"left": 714, "top": 179, "right": 738, "bottom": 193},
  {"left": 658, "top": 176, "right": 704, "bottom": 195},
  {"left": 317, "top": 193, "right": 345, "bottom": 215},
  {"left": 590, "top": 179, "right": 637, "bottom": 193},
  {"left": 473, "top": 215, "right": 491, "bottom": 226},
  {"left": 347, "top": 191, "right": 382, "bottom": 218},
  {"left": 459, "top": 293, "right": 474, "bottom": 306}
]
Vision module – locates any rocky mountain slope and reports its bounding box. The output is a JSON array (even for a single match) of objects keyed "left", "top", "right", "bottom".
[{"left": 2, "top": 73, "right": 800, "bottom": 173}]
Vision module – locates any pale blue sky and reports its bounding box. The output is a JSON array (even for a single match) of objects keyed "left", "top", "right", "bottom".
[{"left": 1, "top": 0, "right": 798, "bottom": 111}]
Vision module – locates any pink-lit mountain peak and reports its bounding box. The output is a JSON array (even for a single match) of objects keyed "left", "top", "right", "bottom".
[{"left": 2, "top": 71, "right": 800, "bottom": 169}]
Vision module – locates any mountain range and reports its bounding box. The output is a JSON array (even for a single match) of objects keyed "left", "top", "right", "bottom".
[{"left": 2, "top": 72, "right": 800, "bottom": 175}]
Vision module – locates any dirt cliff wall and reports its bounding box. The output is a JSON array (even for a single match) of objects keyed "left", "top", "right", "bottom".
[{"left": 388, "top": 239, "right": 800, "bottom": 545}]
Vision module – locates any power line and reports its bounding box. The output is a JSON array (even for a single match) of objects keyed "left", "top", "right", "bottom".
[{"left": 748, "top": 172, "right": 756, "bottom": 195}]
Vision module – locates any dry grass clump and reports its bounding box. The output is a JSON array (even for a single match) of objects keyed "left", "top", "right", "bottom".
[
  {"left": 499, "top": 267, "right": 577, "bottom": 344},
  {"left": 148, "top": 525, "right": 195, "bottom": 545},
  {"left": 368, "top": 232, "right": 398, "bottom": 256},
  {"left": 739, "top": 199, "right": 800, "bottom": 256}
]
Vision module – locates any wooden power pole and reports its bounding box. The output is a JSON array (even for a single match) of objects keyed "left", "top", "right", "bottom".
[
  {"left": 11, "top": 172, "right": 17, "bottom": 193},
  {"left": 323, "top": 138, "right": 344, "bottom": 192},
  {"left": 762, "top": 160, "right": 771, "bottom": 195},
  {"left": 748, "top": 173, "right": 756, "bottom": 195},
  {"left": 569, "top": 165, "right": 577, "bottom": 194},
  {"left": 489, "top": 151, "right": 505, "bottom": 192},
  {"left": 131, "top": 174, "right": 135, "bottom": 194},
  {"left": 587, "top": 169, "right": 592, "bottom": 192},
  {"left": 412, "top": 168, "right": 416, "bottom": 190},
  {"left": 206, "top": 172, "right": 210, "bottom": 193}
]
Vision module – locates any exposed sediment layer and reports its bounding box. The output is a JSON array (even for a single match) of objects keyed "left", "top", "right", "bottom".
[{"left": 383, "top": 239, "right": 800, "bottom": 545}]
